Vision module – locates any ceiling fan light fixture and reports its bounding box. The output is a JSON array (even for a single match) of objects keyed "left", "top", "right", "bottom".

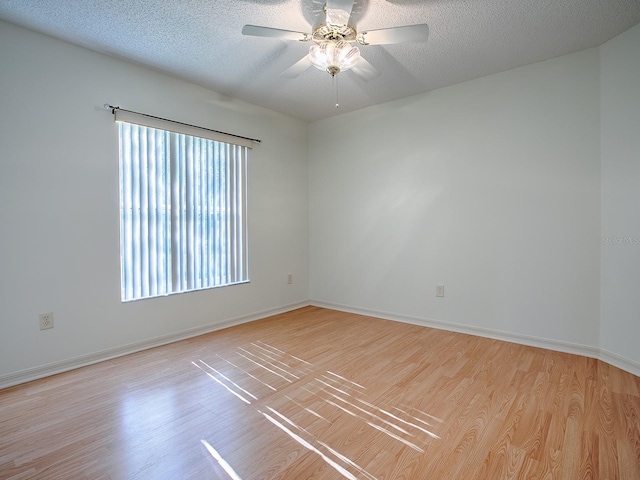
[{"left": 309, "top": 41, "right": 360, "bottom": 76}]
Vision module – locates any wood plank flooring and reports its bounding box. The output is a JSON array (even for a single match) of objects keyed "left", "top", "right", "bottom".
[{"left": 1, "top": 306, "right": 639, "bottom": 479}]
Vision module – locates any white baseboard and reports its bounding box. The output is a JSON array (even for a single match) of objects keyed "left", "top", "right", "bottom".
[
  {"left": 3, "top": 300, "right": 638, "bottom": 389},
  {"left": 599, "top": 348, "right": 640, "bottom": 378},
  {"left": 310, "top": 300, "right": 640, "bottom": 378},
  {"left": 0, "top": 301, "right": 310, "bottom": 390}
]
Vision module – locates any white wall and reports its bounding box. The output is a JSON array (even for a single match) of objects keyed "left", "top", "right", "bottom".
[
  {"left": 0, "top": 20, "right": 309, "bottom": 384},
  {"left": 310, "top": 48, "right": 602, "bottom": 351},
  {"left": 600, "top": 23, "right": 640, "bottom": 369}
]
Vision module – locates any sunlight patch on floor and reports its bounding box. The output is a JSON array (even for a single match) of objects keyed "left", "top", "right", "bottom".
[
  {"left": 260, "top": 409, "right": 371, "bottom": 480},
  {"left": 201, "top": 440, "right": 243, "bottom": 480},
  {"left": 194, "top": 340, "right": 443, "bottom": 477}
]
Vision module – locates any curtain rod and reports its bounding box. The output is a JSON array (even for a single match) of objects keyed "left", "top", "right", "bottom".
[{"left": 104, "top": 104, "right": 262, "bottom": 144}]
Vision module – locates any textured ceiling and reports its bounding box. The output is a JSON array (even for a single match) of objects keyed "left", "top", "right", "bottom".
[{"left": 1, "top": 0, "right": 640, "bottom": 122}]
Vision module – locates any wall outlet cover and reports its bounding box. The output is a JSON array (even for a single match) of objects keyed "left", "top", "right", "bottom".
[{"left": 39, "top": 312, "right": 54, "bottom": 330}]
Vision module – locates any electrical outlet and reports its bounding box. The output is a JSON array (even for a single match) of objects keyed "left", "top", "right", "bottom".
[
  {"left": 287, "top": 273, "right": 293, "bottom": 285},
  {"left": 39, "top": 312, "right": 54, "bottom": 330},
  {"left": 436, "top": 285, "right": 445, "bottom": 297}
]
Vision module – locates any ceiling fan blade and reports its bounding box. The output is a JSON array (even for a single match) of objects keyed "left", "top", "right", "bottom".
[
  {"left": 242, "top": 25, "right": 310, "bottom": 42},
  {"left": 351, "top": 57, "right": 379, "bottom": 81},
  {"left": 326, "top": 0, "right": 354, "bottom": 25},
  {"left": 359, "top": 24, "right": 429, "bottom": 45},
  {"left": 281, "top": 55, "right": 313, "bottom": 78}
]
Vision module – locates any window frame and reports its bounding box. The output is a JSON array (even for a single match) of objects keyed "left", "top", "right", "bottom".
[{"left": 116, "top": 116, "right": 250, "bottom": 302}]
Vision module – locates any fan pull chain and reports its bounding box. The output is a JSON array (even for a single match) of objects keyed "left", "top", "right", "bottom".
[{"left": 334, "top": 74, "right": 339, "bottom": 109}]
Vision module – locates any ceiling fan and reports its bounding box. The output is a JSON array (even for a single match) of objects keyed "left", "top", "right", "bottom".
[{"left": 242, "top": 0, "right": 429, "bottom": 81}]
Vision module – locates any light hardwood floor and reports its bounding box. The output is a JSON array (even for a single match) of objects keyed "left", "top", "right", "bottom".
[{"left": 1, "top": 306, "right": 639, "bottom": 479}]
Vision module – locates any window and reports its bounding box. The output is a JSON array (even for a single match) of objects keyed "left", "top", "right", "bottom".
[{"left": 117, "top": 117, "right": 249, "bottom": 301}]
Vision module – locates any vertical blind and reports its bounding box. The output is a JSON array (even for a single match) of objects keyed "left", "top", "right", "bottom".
[{"left": 118, "top": 121, "right": 249, "bottom": 301}]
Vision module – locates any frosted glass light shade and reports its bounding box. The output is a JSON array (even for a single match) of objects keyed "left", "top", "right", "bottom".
[{"left": 309, "top": 41, "right": 360, "bottom": 74}]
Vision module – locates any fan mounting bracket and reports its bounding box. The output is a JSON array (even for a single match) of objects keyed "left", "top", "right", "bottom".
[{"left": 356, "top": 33, "right": 369, "bottom": 45}]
